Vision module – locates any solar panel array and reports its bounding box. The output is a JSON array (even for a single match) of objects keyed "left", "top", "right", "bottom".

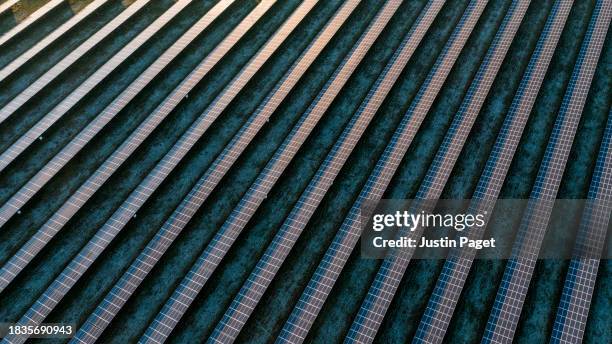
[
  {"left": 0, "top": 0, "right": 110, "bottom": 82},
  {"left": 344, "top": 1, "right": 533, "bottom": 341},
  {"left": 483, "top": 2, "right": 611, "bottom": 341},
  {"left": 0, "top": 0, "right": 65, "bottom": 46},
  {"left": 73, "top": 0, "right": 348, "bottom": 341},
  {"left": 415, "top": 1, "right": 575, "bottom": 342},
  {"left": 0, "top": 0, "right": 151, "bottom": 126},
  {"left": 281, "top": 1, "right": 489, "bottom": 342},
  {"left": 0, "top": 0, "right": 609, "bottom": 343}
]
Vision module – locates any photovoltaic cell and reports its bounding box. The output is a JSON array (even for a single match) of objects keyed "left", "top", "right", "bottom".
[
  {"left": 483, "top": 1, "right": 611, "bottom": 341},
  {"left": 209, "top": 1, "right": 446, "bottom": 342},
  {"left": 346, "top": 1, "right": 531, "bottom": 342},
  {"left": 72, "top": 1, "right": 361, "bottom": 342},
  {"left": 413, "top": 1, "right": 574, "bottom": 342},
  {"left": 0, "top": 0, "right": 111, "bottom": 82},
  {"left": 0, "top": 0, "right": 68, "bottom": 49},
  {"left": 0, "top": 0, "right": 151, "bottom": 126},
  {"left": 278, "top": 1, "right": 490, "bottom": 342},
  {"left": 0, "top": 0, "right": 238, "bottom": 291}
]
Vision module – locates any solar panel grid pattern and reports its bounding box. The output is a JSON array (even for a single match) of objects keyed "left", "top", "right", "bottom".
[
  {"left": 0, "top": 0, "right": 151, "bottom": 126},
  {"left": 0, "top": 0, "right": 196, "bottom": 175},
  {"left": 548, "top": 111, "right": 611, "bottom": 343},
  {"left": 547, "top": 116, "right": 612, "bottom": 343},
  {"left": 207, "top": 1, "right": 446, "bottom": 341},
  {"left": 550, "top": 213, "right": 610, "bottom": 342},
  {"left": 482, "top": 1, "right": 611, "bottom": 342},
  {"left": 0, "top": 0, "right": 216, "bottom": 228},
  {"left": 277, "top": 1, "right": 489, "bottom": 342},
  {"left": 345, "top": 1, "right": 531, "bottom": 342},
  {"left": 413, "top": 0, "right": 574, "bottom": 342},
  {"left": 68, "top": 0, "right": 361, "bottom": 341},
  {"left": 0, "top": 0, "right": 110, "bottom": 82},
  {"left": 0, "top": 0, "right": 608, "bottom": 343},
  {"left": 0, "top": 1, "right": 290, "bottom": 342},
  {"left": 0, "top": 0, "right": 241, "bottom": 292},
  {"left": 0, "top": 0, "right": 65, "bottom": 47},
  {"left": 550, "top": 259, "right": 600, "bottom": 344},
  {"left": 137, "top": 2, "right": 416, "bottom": 342}
]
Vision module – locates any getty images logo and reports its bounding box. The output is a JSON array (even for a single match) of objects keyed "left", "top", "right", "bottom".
[{"left": 371, "top": 210, "right": 487, "bottom": 232}]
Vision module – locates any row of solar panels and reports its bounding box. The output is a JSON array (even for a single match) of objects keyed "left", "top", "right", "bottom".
[{"left": 0, "top": 0, "right": 609, "bottom": 343}]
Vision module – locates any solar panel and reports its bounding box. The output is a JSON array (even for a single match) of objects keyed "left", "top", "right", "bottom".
[
  {"left": 0, "top": 0, "right": 19, "bottom": 17},
  {"left": 0, "top": 0, "right": 608, "bottom": 342},
  {"left": 207, "top": 1, "right": 446, "bottom": 342},
  {"left": 0, "top": 0, "right": 195, "bottom": 174},
  {"left": 0, "top": 0, "right": 111, "bottom": 82},
  {"left": 0, "top": 0, "right": 66, "bottom": 48},
  {"left": 0, "top": 0, "right": 259, "bottom": 295},
  {"left": 413, "top": 1, "right": 574, "bottom": 342},
  {"left": 550, "top": 126, "right": 612, "bottom": 339},
  {"left": 278, "top": 1, "right": 489, "bottom": 342},
  {"left": 483, "top": 1, "right": 611, "bottom": 341},
  {"left": 346, "top": 1, "right": 531, "bottom": 341},
  {"left": 0, "top": 0, "right": 233, "bottom": 242},
  {"left": 71, "top": 1, "right": 362, "bottom": 341},
  {"left": 0, "top": 1, "right": 317, "bottom": 342},
  {"left": 139, "top": 1, "right": 417, "bottom": 341},
  {"left": 0, "top": 0, "right": 150, "bottom": 127}
]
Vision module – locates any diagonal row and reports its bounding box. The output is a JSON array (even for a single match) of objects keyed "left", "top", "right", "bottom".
[{"left": 0, "top": 0, "right": 609, "bottom": 343}]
